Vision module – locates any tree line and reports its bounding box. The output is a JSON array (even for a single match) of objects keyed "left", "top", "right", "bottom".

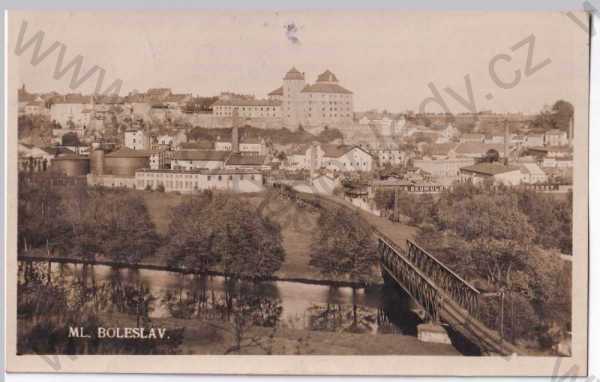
[
  {"left": 375, "top": 181, "right": 572, "bottom": 349},
  {"left": 18, "top": 172, "right": 286, "bottom": 280}
]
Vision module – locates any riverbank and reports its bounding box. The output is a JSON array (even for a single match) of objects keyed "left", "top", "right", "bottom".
[
  {"left": 18, "top": 312, "right": 460, "bottom": 356},
  {"left": 17, "top": 252, "right": 375, "bottom": 288}
]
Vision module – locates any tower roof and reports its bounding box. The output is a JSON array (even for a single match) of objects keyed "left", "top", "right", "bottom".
[
  {"left": 284, "top": 67, "right": 305, "bottom": 80},
  {"left": 316, "top": 70, "right": 338, "bottom": 83}
]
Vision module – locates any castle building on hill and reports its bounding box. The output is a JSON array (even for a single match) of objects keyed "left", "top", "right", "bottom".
[{"left": 268, "top": 67, "right": 354, "bottom": 129}]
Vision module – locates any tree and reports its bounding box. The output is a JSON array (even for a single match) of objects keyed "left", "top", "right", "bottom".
[
  {"left": 160, "top": 193, "right": 220, "bottom": 271},
  {"left": 18, "top": 172, "right": 70, "bottom": 253},
  {"left": 161, "top": 193, "right": 285, "bottom": 279},
  {"left": 62, "top": 132, "right": 80, "bottom": 146},
  {"left": 483, "top": 149, "right": 500, "bottom": 163},
  {"left": 417, "top": 183, "right": 572, "bottom": 347},
  {"left": 309, "top": 207, "right": 378, "bottom": 327},
  {"left": 211, "top": 195, "right": 285, "bottom": 279},
  {"left": 66, "top": 189, "right": 159, "bottom": 263},
  {"left": 552, "top": 100, "right": 574, "bottom": 132}
]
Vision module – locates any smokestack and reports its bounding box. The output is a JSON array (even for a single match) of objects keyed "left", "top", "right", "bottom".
[
  {"left": 503, "top": 120, "right": 509, "bottom": 165},
  {"left": 232, "top": 108, "right": 240, "bottom": 153}
]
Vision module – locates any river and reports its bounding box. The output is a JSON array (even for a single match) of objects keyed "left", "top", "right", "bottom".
[{"left": 17, "top": 260, "right": 475, "bottom": 355}]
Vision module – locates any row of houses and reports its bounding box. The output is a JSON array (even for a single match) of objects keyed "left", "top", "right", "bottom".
[
  {"left": 459, "top": 129, "right": 569, "bottom": 147},
  {"left": 19, "top": 86, "right": 195, "bottom": 133}
]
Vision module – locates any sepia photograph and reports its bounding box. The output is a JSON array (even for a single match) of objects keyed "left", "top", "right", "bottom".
[{"left": 5, "top": 10, "right": 591, "bottom": 375}]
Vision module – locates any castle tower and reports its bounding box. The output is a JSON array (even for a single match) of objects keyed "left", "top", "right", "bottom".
[{"left": 282, "top": 67, "right": 306, "bottom": 129}]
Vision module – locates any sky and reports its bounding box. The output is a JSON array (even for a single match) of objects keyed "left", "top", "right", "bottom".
[{"left": 9, "top": 11, "right": 590, "bottom": 114}]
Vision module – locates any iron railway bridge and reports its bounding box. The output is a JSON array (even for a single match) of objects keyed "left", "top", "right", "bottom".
[
  {"left": 378, "top": 236, "right": 521, "bottom": 356},
  {"left": 300, "top": 192, "right": 522, "bottom": 356}
]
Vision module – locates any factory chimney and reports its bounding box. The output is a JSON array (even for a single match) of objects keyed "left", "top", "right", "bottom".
[
  {"left": 232, "top": 108, "right": 240, "bottom": 153},
  {"left": 503, "top": 120, "right": 509, "bottom": 166}
]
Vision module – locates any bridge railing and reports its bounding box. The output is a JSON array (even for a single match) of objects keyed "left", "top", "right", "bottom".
[
  {"left": 405, "top": 240, "right": 480, "bottom": 318},
  {"left": 379, "top": 237, "right": 442, "bottom": 322}
]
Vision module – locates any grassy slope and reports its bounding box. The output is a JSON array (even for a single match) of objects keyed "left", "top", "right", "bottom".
[{"left": 102, "top": 312, "right": 459, "bottom": 356}]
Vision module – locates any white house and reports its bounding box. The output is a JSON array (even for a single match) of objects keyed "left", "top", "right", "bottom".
[
  {"left": 524, "top": 134, "right": 545, "bottom": 147},
  {"left": 124, "top": 130, "right": 151, "bottom": 150},
  {"left": 459, "top": 162, "right": 523, "bottom": 185},
  {"left": 374, "top": 148, "right": 405, "bottom": 166},
  {"left": 544, "top": 129, "right": 568, "bottom": 146},
  {"left": 286, "top": 143, "right": 374, "bottom": 172},
  {"left": 519, "top": 162, "right": 548, "bottom": 184},
  {"left": 321, "top": 145, "right": 374, "bottom": 172},
  {"left": 413, "top": 158, "right": 476, "bottom": 179}
]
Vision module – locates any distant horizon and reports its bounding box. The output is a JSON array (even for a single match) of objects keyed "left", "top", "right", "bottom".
[{"left": 10, "top": 11, "right": 588, "bottom": 115}]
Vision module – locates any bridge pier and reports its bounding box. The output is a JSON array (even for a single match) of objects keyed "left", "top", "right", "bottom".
[{"left": 417, "top": 322, "right": 452, "bottom": 345}]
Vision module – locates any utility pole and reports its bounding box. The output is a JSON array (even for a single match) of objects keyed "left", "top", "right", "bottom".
[
  {"left": 499, "top": 289, "right": 505, "bottom": 338},
  {"left": 394, "top": 188, "right": 399, "bottom": 222}
]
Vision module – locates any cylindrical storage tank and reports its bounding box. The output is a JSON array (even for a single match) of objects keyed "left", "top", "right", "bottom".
[
  {"left": 90, "top": 149, "right": 105, "bottom": 175},
  {"left": 104, "top": 156, "right": 149, "bottom": 176},
  {"left": 51, "top": 156, "right": 90, "bottom": 177}
]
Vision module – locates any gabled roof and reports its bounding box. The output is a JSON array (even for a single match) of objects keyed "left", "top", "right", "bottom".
[
  {"left": 268, "top": 86, "right": 284, "bottom": 96},
  {"left": 212, "top": 98, "right": 281, "bottom": 107},
  {"left": 321, "top": 144, "right": 371, "bottom": 159},
  {"left": 283, "top": 67, "right": 305, "bottom": 80},
  {"left": 179, "top": 141, "right": 214, "bottom": 150},
  {"left": 316, "top": 70, "right": 339, "bottom": 83},
  {"left": 226, "top": 153, "right": 266, "bottom": 166},
  {"left": 520, "top": 162, "right": 546, "bottom": 176},
  {"left": 217, "top": 136, "right": 262, "bottom": 145},
  {"left": 460, "top": 162, "right": 520, "bottom": 176},
  {"left": 172, "top": 150, "right": 230, "bottom": 162},
  {"left": 301, "top": 83, "right": 352, "bottom": 94}
]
